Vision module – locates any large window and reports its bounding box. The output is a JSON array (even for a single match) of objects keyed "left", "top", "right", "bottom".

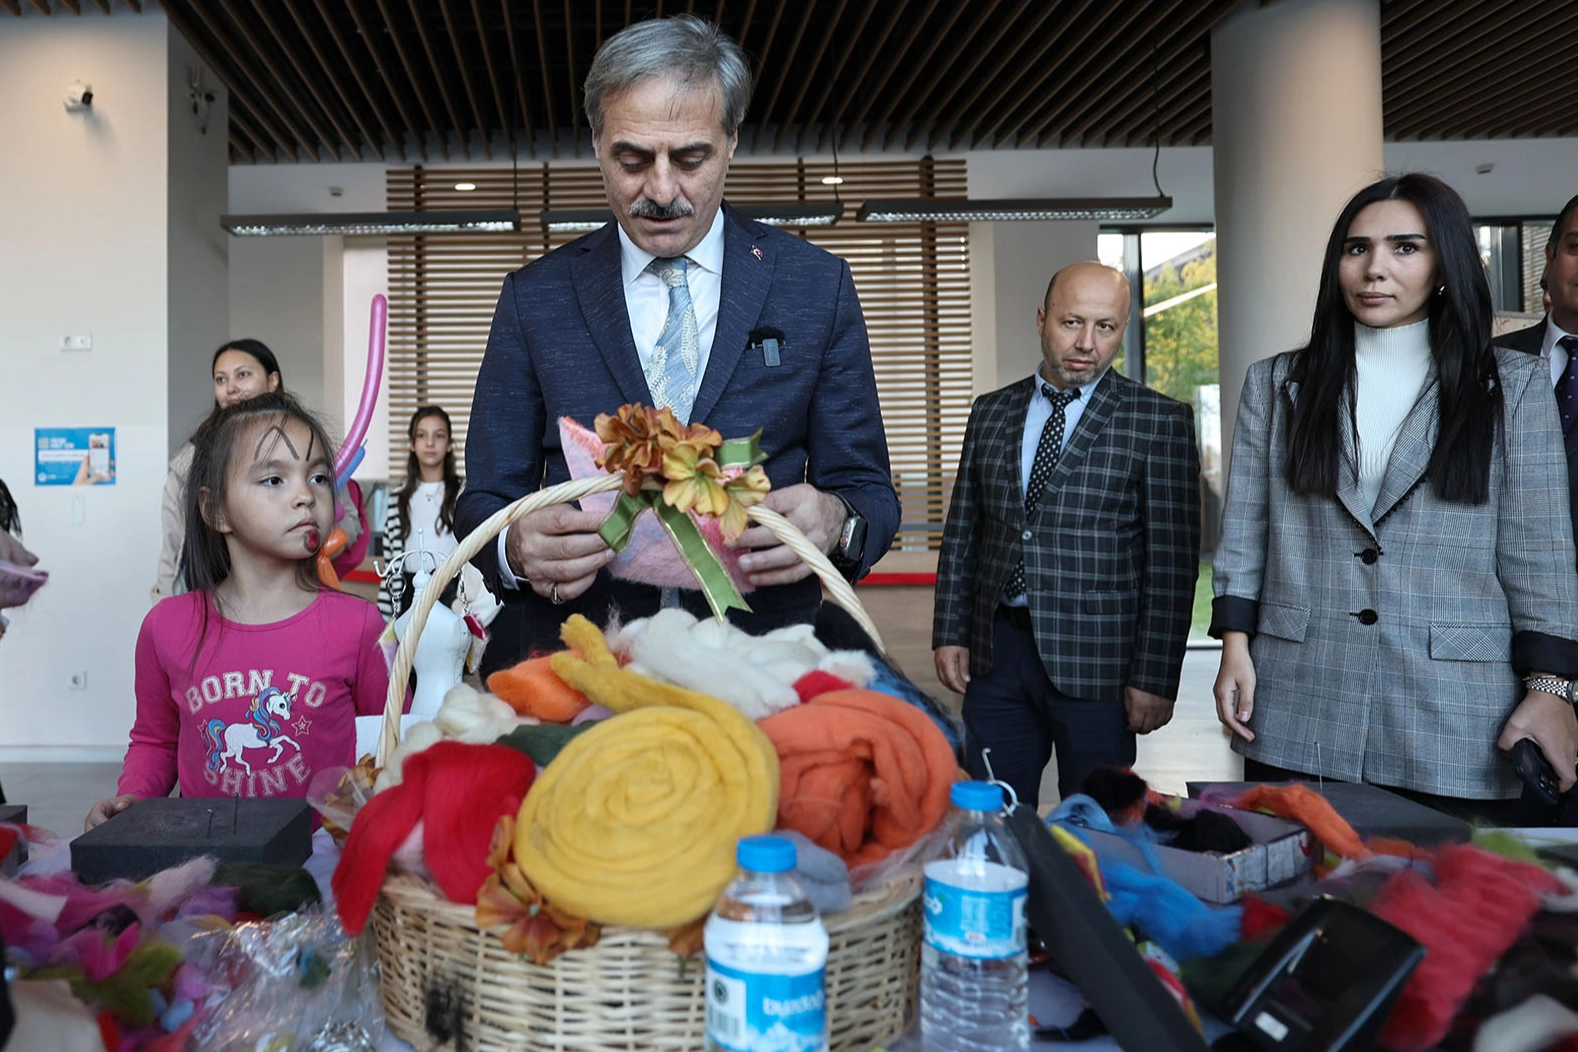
[
  {"left": 385, "top": 160, "right": 973, "bottom": 554},
  {"left": 1476, "top": 219, "right": 1556, "bottom": 319},
  {"left": 1101, "top": 228, "right": 1220, "bottom": 640}
]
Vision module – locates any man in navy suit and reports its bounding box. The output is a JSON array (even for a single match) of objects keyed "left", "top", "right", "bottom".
[
  {"left": 456, "top": 15, "right": 898, "bottom": 668},
  {"left": 1498, "top": 193, "right": 1578, "bottom": 823}
]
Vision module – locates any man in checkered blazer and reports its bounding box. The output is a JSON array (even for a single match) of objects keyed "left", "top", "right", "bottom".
[{"left": 933, "top": 263, "right": 1201, "bottom": 806}]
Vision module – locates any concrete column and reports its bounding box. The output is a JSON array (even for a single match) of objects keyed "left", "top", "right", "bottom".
[{"left": 1212, "top": 0, "right": 1384, "bottom": 466}]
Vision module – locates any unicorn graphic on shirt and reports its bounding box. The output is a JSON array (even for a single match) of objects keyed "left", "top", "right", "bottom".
[{"left": 203, "top": 686, "right": 302, "bottom": 775}]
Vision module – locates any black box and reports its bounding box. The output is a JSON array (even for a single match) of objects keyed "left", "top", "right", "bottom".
[
  {"left": 71, "top": 798, "right": 312, "bottom": 885},
  {"left": 1186, "top": 780, "right": 1472, "bottom": 847}
]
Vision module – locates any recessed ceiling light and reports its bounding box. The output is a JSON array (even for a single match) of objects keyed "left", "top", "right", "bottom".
[
  {"left": 454, "top": 182, "right": 477, "bottom": 192},
  {"left": 222, "top": 210, "right": 521, "bottom": 236},
  {"left": 855, "top": 196, "right": 1174, "bottom": 222},
  {"left": 821, "top": 176, "right": 844, "bottom": 186}
]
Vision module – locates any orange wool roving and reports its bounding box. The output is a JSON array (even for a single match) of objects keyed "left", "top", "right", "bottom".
[
  {"left": 1235, "top": 783, "right": 1371, "bottom": 861},
  {"left": 1372, "top": 845, "right": 1560, "bottom": 1051},
  {"left": 487, "top": 652, "right": 590, "bottom": 723},
  {"left": 758, "top": 689, "right": 958, "bottom": 869}
]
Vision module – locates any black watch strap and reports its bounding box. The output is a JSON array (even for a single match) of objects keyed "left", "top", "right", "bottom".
[{"left": 829, "top": 494, "right": 867, "bottom": 576}]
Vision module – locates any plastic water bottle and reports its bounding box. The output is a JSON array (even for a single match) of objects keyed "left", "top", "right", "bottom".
[
  {"left": 921, "top": 781, "right": 1031, "bottom": 1052},
  {"left": 705, "top": 835, "right": 830, "bottom": 1052}
]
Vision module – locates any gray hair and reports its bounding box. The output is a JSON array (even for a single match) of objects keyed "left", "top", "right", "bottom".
[{"left": 583, "top": 15, "right": 753, "bottom": 143}]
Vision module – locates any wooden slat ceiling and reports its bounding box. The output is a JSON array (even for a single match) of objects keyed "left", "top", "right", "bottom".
[{"left": 15, "top": 1, "right": 1578, "bottom": 161}]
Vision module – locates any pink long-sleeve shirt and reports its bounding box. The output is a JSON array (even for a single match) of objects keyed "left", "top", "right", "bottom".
[{"left": 118, "top": 589, "right": 392, "bottom": 801}]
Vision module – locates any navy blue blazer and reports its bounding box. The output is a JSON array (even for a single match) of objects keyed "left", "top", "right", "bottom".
[
  {"left": 1498, "top": 316, "right": 1578, "bottom": 560},
  {"left": 457, "top": 202, "right": 899, "bottom": 660}
]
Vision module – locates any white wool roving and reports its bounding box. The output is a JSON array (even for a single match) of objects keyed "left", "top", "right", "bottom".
[{"left": 613, "top": 609, "right": 877, "bottom": 721}]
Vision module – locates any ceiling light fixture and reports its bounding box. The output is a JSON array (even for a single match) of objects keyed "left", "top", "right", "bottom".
[
  {"left": 821, "top": 176, "right": 844, "bottom": 186},
  {"left": 221, "top": 210, "right": 521, "bottom": 236},
  {"left": 541, "top": 202, "right": 844, "bottom": 232},
  {"left": 454, "top": 182, "right": 477, "bottom": 191},
  {"left": 855, "top": 197, "right": 1174, "bottom": 223}
]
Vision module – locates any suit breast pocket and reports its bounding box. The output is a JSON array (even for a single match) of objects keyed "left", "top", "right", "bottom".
[
  {"left": 1083, "top": 589, "right": 1138, "bottom": 617},
  {"left": 1428, "top": 622, "right": 1512, "bottom": 662}
]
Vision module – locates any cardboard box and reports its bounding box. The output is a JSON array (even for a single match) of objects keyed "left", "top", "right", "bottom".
[
  {"left": 1186, "top": 780, "right": 1472, "bottom": 848},
  {"left": 1077, "top": 797, "right": 1313, "bottom": 905},
  {"left": 71, "top": 798, "right": 311, "bottom": 885}
]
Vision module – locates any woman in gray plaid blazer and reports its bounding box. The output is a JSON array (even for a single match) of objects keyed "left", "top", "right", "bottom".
[{"left": 1211, "top": 174, "right": 1578, "bottom": 807}]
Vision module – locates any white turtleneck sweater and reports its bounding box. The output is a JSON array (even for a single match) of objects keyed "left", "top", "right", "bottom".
[{"left": 1353, "top": 319, "right": 1433, "bottom": 514}]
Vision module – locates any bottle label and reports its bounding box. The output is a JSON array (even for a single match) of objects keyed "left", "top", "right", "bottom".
[
  {"left": 704, "top": 958, "right": 828, "bottom": 1052},
  {"left": 923, "top": 874, "right": 1028, "bottom": 960}
]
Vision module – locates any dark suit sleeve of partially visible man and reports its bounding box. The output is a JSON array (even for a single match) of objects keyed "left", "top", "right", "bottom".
[
  {"left": 933, "top": 399, "right": 986, "bottom": 650},
  {"left": 455, "top": 271, "right": 545, "bottom": 593},
  {"left": 1129, "top": 401, "right": 1202, "bottom": 699},
  {"left": 805, "top": 258, "right": 901, "bottom": 575}
]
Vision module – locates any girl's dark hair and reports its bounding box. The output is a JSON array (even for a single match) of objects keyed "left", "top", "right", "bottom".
[
  {"left": 0, "top": 478, "right": 20, "bottom": 539},
  {"left": 395, "top": 406, "right": 461, "bottom": 541},
  {"left": 180, "top": 392, "right": 336, "bottom": 664},
  {"left": 1286, "top": 172, "right": 1500, "bottom": 505},
  {"left": 212, "top": 338, "right": 284, "bottom": 387}
]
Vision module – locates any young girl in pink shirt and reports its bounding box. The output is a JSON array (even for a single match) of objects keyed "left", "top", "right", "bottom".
[{"left": 87, "top": 392, "right": 392, "bottom": 828}]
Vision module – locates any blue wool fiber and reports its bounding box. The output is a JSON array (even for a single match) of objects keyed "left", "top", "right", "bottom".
[
  {"left": 1100, "top": 859, "right": 1243, "bottom": 961},
  {"left": 1049, "top": 794, "right": 1169, "bottom": 874}
]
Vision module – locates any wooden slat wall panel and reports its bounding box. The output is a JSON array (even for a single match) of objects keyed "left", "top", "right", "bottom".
[{"left": 387, "top": 158, "right": 971, "bottom": 552}]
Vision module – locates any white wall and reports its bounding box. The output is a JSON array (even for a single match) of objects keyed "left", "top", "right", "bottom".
[
  {"left": 969, "top": 220, "right": 1101, "bottom": 395},
  {"left": 228, "top": 237, "right": 334, "bottom": 415},
  {"left": 166, "top": 26, "right": 230, "bottom": 454},
  {"left": 0, "top": 10, "right": 192, "bottom": 759}
]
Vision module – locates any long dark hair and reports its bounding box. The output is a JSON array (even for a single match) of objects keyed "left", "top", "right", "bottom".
[
  {"left": 180, "top": 392, "right": 336, "bottom": 664},
  {"left": 0, "top": 478, "right": 19, "bottom": 538},
  {"left": 395, "top": 406, "right": 461, "bottom": 541},
  {"left": 212, "top": 338, "right": 284, "bottom": 388},
  {"left": 1286, "top": 173, "right": 1500, "bottom": 505}
]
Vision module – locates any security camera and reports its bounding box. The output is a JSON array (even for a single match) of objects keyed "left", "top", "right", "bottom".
[{"left": 64, "top": 81, "right": 93, "bottom": 112}]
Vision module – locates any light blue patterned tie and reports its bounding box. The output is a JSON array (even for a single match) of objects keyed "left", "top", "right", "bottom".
[{"left": 647, "top": 256, "right": 701, "bottom": 423}]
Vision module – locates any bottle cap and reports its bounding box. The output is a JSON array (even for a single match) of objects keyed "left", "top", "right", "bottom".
[
  {"left": 736, "top": 835, "right": 797, "bottom": 874},
  {"left": 950, "top": 781, "right": 1005, "bottom": 812}
]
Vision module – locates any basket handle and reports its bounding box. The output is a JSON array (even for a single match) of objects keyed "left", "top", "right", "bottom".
[{"left": 376, "top": 473, "right": 885, "bottom": 766}]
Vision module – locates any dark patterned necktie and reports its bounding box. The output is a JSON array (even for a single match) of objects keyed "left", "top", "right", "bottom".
[
  {"left": 1558, "top": 335, "right": 1578, "bottom": 436},
  {"left": 1004, "top": 385, "right": 1081, "bottom": 600}
]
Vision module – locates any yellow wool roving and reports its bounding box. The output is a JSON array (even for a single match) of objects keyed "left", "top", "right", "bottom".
[{"left": 514, "top": 615, "right": 780, "bottom": 929}]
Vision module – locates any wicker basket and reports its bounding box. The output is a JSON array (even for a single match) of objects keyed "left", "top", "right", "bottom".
[{"left": 369, "top": 473, "right": 917, "bottom": 1051}]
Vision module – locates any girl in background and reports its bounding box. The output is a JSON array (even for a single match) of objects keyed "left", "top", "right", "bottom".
[
  {"left": 378, "top": 406, "right": 463, "bottom": 617},
  {"left": 89, "top": 392, "right": 392, "bottom": 828}
]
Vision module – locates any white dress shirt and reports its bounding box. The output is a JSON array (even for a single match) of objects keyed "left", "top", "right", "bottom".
[
  {"left": 1002, "top": 366, "right": 1105, "bottom": 608},
  {"left": 497, "top": 209, "right": 728, "bottom": 590},
  {"left": 1542, "top": 315, "right": 1577, "bottom": 386}
]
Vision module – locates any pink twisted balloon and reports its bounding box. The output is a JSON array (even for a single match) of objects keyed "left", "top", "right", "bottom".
[{"left": 334, "top": 294, "right": 387, "bottom": 478}]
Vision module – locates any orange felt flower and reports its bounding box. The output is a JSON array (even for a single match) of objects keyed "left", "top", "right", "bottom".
[
  {"left": 662, "top": 445, "right": 730, "bottom": 518},
  {"left": 595, "top": 405, "right": 670, "bottom": 496},
  {"left": 718, "top": 465, "right": 771, "bottom": 542},
  {"left": 475, "top": 814, "right": 600, "bottom": 964}
]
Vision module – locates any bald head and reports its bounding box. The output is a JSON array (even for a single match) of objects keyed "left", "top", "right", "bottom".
[
  {"left": 1036, "top": 261, "right": 1131, "bottom": 390},
  {"left": 1044, "top": 261, "right": 1132, "bottom": 316}
]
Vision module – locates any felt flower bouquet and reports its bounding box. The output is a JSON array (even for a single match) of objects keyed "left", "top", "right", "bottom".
[{"left": 592, "top": 404, "right": 770, "bottom": 619}]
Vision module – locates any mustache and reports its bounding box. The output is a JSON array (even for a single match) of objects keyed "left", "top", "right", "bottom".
[{"left": 628, "top": 198, "right": 695, "bottom": 221}]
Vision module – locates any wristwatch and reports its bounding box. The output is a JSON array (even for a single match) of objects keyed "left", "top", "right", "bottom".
[
  {"left": 1523, "top": 675, "right": 1577, "bottom": 703},
  {"left": 828, "top": 495, "right": 868, "bottom": 579}
]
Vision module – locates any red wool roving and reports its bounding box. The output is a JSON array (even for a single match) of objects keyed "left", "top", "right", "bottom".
[
  {"left": 333, "top": 741, "right": 535, "bottom": 934},
  {"left": 792, "top": 670, "right": 852, "bottom": 704},
  {"left": 1371, "top": 844, "right": 1560, "bottom": 1051}
]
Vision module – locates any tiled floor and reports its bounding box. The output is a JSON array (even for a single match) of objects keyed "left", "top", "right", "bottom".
[{"left": 1, "top": 586, "right": 1239, "bottom": 838}]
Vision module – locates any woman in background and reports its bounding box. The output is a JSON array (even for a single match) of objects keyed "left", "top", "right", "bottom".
[
  {"left": 378, "top": 405, "right": 462, "bottom": 617},
  {"left": 154, "top": 339, "right": 362, "bottom": 601},
  {"left": 1211, "top": 173, "right": 1578, "bottom": 822}
]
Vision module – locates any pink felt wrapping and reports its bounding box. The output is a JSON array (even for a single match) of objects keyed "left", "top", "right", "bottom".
[
  {"left": 0, "top": 560, "right": 47, "bottom": 608},
  {"left": 559, "top": 416, "right": 754, "bottom": 593}
]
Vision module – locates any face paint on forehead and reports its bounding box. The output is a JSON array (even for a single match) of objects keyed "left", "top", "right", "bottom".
[{"left": 251, "top": 422, "right": 302, "bottom": 463}]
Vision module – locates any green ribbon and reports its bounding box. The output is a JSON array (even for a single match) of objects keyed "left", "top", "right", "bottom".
[{"left": 598, "top": 435, "right": 764, "bottom": 620}]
